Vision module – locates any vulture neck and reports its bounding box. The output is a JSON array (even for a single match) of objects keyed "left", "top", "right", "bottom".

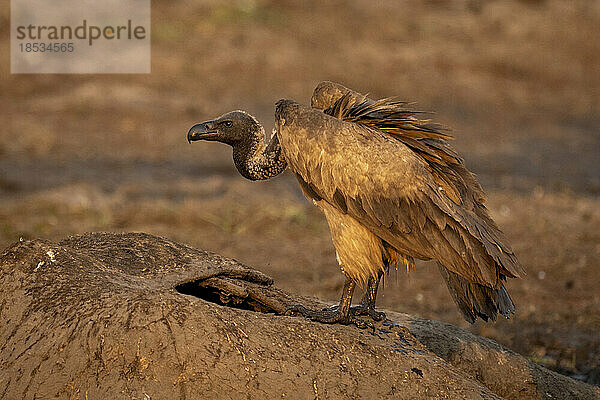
[{"left": 232, "top": 126, "right": 287, "bottom": 181}]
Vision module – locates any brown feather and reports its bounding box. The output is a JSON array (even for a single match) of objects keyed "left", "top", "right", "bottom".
[
  {"left": 322, "top": 92, "right": 474, "bottom": 207},
  {"left": 274, "top": 84, "right": 525, "bottom": 321}
]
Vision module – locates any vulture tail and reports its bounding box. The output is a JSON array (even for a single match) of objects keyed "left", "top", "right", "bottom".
[{"left": 437, "top": 264, "right": 515, "bottom": 323}]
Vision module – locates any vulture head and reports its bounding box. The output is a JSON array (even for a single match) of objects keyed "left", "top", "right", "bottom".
[
  {"left": 187, "top": 110, "right": 287, "bottom": 181},
  {"left": 187, "top": 110, "right": 263, "bottom": 146}
]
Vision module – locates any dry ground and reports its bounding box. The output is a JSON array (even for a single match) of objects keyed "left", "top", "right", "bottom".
[{"left": 1, "top": 0, "right": 599, "bottom": 384}]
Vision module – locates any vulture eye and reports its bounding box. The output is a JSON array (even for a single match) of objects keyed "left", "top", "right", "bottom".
[{"left": 224, "top": 121, "right": 233, "bottom": 127}]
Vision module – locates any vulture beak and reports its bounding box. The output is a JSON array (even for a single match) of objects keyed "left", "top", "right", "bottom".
[{"left": 187, "top": 120, "right": 217, "bottom": 143}]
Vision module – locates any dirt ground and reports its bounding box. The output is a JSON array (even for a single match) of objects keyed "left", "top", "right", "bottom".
[
  {"left": 1, "top": 0, "right": 599, "bottom": 385},
  {"left": 3, "top": 232, "right": 598, "bottom": 399}
]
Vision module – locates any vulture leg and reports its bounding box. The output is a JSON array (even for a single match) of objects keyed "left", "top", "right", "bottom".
[
  {"left": 323, "top": 271, "right": 386, "bottom": 320},
  {"left": 286, "top": 277, "right": 372, "bottom": 328},
  {"left": 351, "top": 270, "right": 386, "bottom": 321}
]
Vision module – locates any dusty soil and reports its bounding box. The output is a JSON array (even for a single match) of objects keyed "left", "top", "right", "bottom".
[{"left": 1, "top": 0, "right": 599, "bottom": 386}]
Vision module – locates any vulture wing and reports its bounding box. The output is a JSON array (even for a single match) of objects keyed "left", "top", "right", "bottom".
[{"left": 276, "top": 97, "right": 524, "bottom": 288}]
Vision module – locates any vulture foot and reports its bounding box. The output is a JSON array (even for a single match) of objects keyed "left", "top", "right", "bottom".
[
  {"left": 349, "top": 271, "right": 387, "bottom": 321},
  {"left": 320, "top": 303, "right": 386, "bottom": 322},
  {"left": 285, "top": 304, "right": 373, "bottom": 329},
  {"left": 284, "top": 278, "right": 375, "bottom": 329},
  {"left": 350, "top": 303, "right": 387, "bottom": 321}
]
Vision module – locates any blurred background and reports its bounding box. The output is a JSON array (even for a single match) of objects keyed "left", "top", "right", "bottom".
[{"left": 1, "top": 0, "right": 599, "bottom": 384}]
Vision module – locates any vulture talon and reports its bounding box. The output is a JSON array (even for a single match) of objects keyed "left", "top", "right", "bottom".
[
  {"left": 286, "top": 304, "right": 374, "bottom": 329},
  {"left": 318, "top": 303, "right": 386, "bottom": 323},
  {"left": 286, "top": 304, "right": 351, "bottom": 324},
  {"left": 350, "top": 305, "right": 387, "bottom": 322},
  {"left": 320, "top": 304, "right": 340, "bottom": 312},
  {"left": 285, "top": 278, "right": 361, "bottom": 326},
  {"left": 284, "top": 304, "right": 311, "bottom": 317}
]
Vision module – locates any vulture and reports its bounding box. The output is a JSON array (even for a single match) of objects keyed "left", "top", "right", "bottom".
[{"left": 187, "top": 81, "right": 525, "bottom": 326}]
